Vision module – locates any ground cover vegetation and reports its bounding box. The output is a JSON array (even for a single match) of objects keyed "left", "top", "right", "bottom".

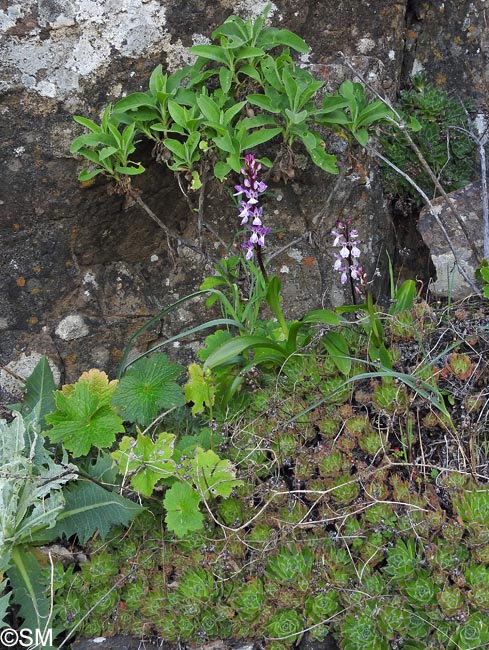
[{"left": 1, "top": 5, "right": 488, "bottom": 650}]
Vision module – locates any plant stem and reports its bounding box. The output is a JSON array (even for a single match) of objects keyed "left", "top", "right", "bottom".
[{"left": 255, "top": 244, "right": 269, "bottom": 284}]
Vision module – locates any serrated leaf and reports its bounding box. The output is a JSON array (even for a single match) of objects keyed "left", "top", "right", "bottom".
[
  {"left": 19, "top": 357, "right": 56, "bottom": 428},
  {"left": 197, "top": 330, "right": 233, "bottom": 362},
  {"left": 184, "top": 364, "right": 215, "bottom": 416},
  {"left": 42, "top": 479, "right": 143, "bottom": 544},
  {"left": 191, "top": 449, "right": 242, "bottom": 498},
  {"left": 112, "top": 432, "right": 176, "bottom": 496},
  {"left": 163, "top": 482, "right": 203, "bottom": 537},
  {"left": 45, "top": 381, "right": 124, "bottom": 457},
  {"left": 112, "top": 353, "right": 184, "bottom": 426}
]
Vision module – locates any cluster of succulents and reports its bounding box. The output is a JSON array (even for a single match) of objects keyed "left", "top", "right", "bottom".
[
  {"left": 52, "top": 302, "right": 488, "bottom": 650},
  {"left": 380, "top": 76, "right": 476, "bottom": 203}
]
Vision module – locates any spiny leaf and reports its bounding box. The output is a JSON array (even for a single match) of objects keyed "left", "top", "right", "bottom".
[
  {"left": 163, "top": 481, "right": 203, "bottom": 537},
  {"left": 112, "top": 353, "right": 185, "bottom": 426}
]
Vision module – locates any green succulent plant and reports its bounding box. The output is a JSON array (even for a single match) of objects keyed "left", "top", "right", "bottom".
[
  {"left": 437, "top": 585, "right": 465, "bottom": 617},
  {"left": 231, "top": 578, "right": 264, "bottom": 621},
  {"left": 177, "top": 567, "right": 217, "bottom": 605},
  {"left": 384, "top": 538, "right": 419, "bottom": 581},
  {"left": 330, "top": 475, "right": 360, "bottom": 504},
  {"left": 341, "top": 611, "right": 388, "bottom": 650},
  {"left": 372, "top": 380, "right": 409, "bottom": 414},
  {"left": 377, "top": 597, "right": 411, "bottom": 640},
  {"left": 318, "top": 449, "right": 347, "bottom": 477},
  {"left": 305, "top": 590, "right": 340, "bottom": 623},
  {"left": 449, "top": 612, "right": 489, "bottom": 649},
  {"left": 266, "top": 545, "right": 314, "bottom": 585},
  {"left": 266, "top": 609, "right": 305, "bottom": 646},
  {"left": 380, "top": 77, "right": 476, "bottom": 204}
]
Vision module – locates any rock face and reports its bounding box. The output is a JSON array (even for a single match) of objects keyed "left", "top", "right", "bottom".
[
  {"left": 418, "top": 182, "right": 486, "bottom": 300},
  {"left": 0, "top": 0, "right": 487, "bottom": 402}
]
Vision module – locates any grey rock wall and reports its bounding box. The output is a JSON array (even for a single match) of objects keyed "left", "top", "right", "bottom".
[{"left": 0, "top": 0, "right": 487, "bottom": 402}]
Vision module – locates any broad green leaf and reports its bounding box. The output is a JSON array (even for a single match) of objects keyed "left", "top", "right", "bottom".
[
  {"left": 242, "top": 127, "right": 282, "bottom": 149},
  {"left": 149, "top": 64, "right": 167, "bottom": 95},
  {"left": 76, "top": 147, "right": 101, "bottom": 164},
  {"left": 113, "top": 432, "right": 176, "bottom": 496},
  {"left": 219, "top": 66, "right": 232, "bottom": 94},
  {"left": 213, "top": 160, "right": 231, "bottom": 181},
  {"left": 302, "top": 309, "right": 341, "bottom": 326},
  {"left": 263, "top": 28, "right": 309, "bottom": 53},
  {"left": 0, "top": 579, "right": 10, "bottom": 629},
  {"left": 70, "top": 132, "right": 115, "bottom": 153},
  {"left": 191, "top": 449, "right": 242, "bottom": 498},
  {"left": 356, "top": 100, "right": 394, "bottom": 128},
  {"left": 167, "top": 99, "right": 188, "bottom": 127},
  {"left": 323, "top": 331, "right": 351, "bottom": 375},
  {"left": 390, "top": 279, "right": 416, "bottom": 315},
  {"left": 42, "top": 479, "right": 143, "bottom": 544},
  {"left": 190, "top": 45, "right": 229, "bottom": 65},
  {"left": 284, "top": 108, "right": 308, "bottom": 125},
  {"left": 247, "top": 94, "right": 281, "bottom": 114},
  {"left": 163, "top": 481, "right": 203, "bottom": 537},
  {"left": 18, "top": 357, "right": 56, "bottom": 428},
  {"left": 213, "top": 131, "right": 237, "bottom": 154},
  {"left": 73, "top": 115, "right": 101, "bottom": 133},
  {"left": 302, "top": 135, "right": 338, "bottom": 173},
  {"left": 46, "top": 381, "right": 124, "bottom": 457},
  {"left": 281, "top": 67, "right": 298, "bottom": 108},
  {"left": 78, "top": 168, "right": 103, "bottom": 182},
  {"left": 115, "top": 164, "right": 145, "bottom": 175},
  {"left": 184, "top": 364, "right": 215, "bottom": 416},
  {"left": 163, "top": 138, "right": 186, "bottom": 158},
  {"left": 197, "top": 330, "right": 233, "bottom": 362},
  {"left": 99, "top": 145, "right": 118, "bottom": 161},
  {"left": 112, "top": 353, "right": 184, "bottom": 426},
  {"left": 260, "top": 56, "right": 282, "bottom": 90},
  {"left": 240, "top": 115, "right": 278, "bottom": 129},
  {"left": 203, "top": 335, "right": 285, "bottom": 370},
  {"left": 113, "top": 92, "right": 156, "bottom": 112},
  {"left": 196, "top": 94, "right": 221, "bottom": 123},
  {"left": 8, "top": 549, "right": 53, "bottom": 642},
  {"left": 223, "top": 100, "right": 247, "bottom": 126},
  {"left": 235, "top": 46, "right": 265, "bottom": 61},
  {"left": 352, "top": 129, "right": 369, "bottom": 146},
  {"left": 237, "top": 63, "right": 262, "bottom": 82}
]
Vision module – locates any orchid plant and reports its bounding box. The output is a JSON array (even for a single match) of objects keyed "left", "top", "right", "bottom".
[{"left": 234, "top": 154, "right": 271, "bottom": 279}]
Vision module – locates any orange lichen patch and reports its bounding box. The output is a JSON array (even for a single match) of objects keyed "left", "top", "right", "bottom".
[
  {"left": 406, "top": 30, "right": 417, "bottom": 40},
  {"left": 111, "top": 347, "right": 124, "bottom": 362},
  {"left": 80, "top": 179, "right": 97, "bottom": 188},
  {"left": 436, "top": 73, "right": 447, "bottom": 86},
  {"left": 27, "top": 316, "right": 39, "bottom": 325},
  {"left": 65, "top": 353, "right": 78, "bottom": 367},
  {"left": 32, "top": 264, "right": 41, "bottom": 274},
  {"left": 11, "top": 223, "right": 20, "bottom": 232},
  {"left": 303, "top": 256, "right": 316, "bottom": 268},
  {"left": 16, "top": 277, "right": 26, "bottom": 287}
]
